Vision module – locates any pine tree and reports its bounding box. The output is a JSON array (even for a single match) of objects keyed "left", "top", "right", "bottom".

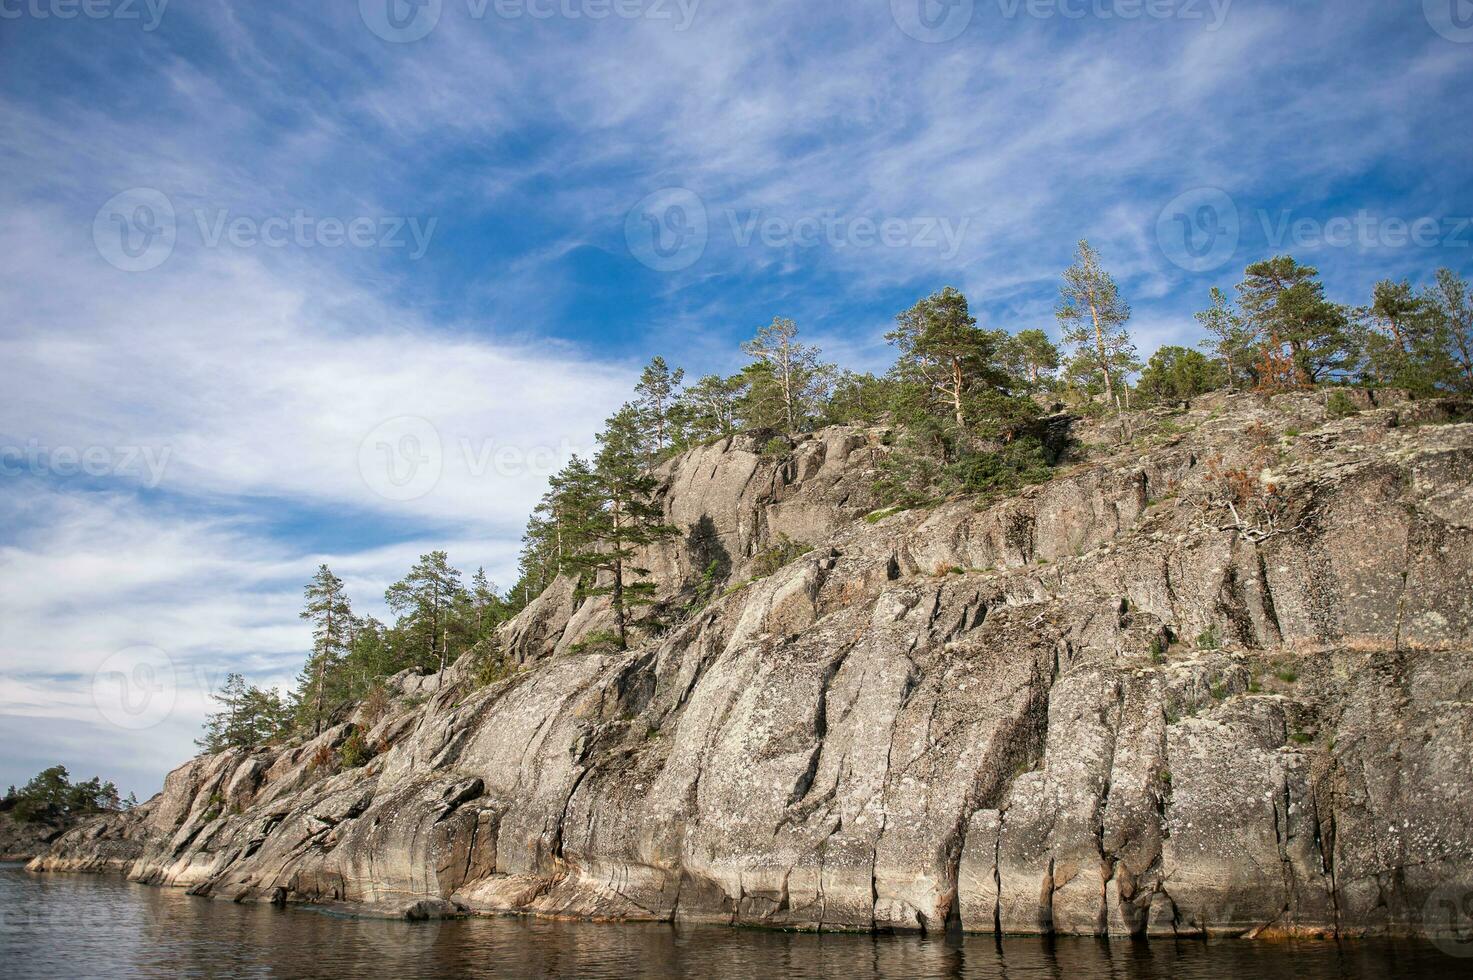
[
  {"left": 1236, "top": 256, "right": 1354, "bottom": 388},
  {"left": 514, "top": 455, "right": 601, "bottom": 605},
  {"left": 675, "top": 374, "right": 742, "bottom": 441},
  {"left": 200, "top": 672, "right": 290, "bottom": 751},
  {"left": 243, "top": 685, "right": 291, "bottom": 745},
  {"left": 1357, "top": 279, "right": 1450, "bottom": 393},
  {"left": 1427, "top": 269, "right": 1473, "bottom": 392},
  {"left": 10, "top": 766, "right": 126, "bottom": 821},
  {"left": 1196, "top": 287, "right": 1259, "bottom": 387},
  {"left": 198, "top": 672, "right": 247, "bottom": 751},
  {"left": 467, "top": 567, "right": 509, "bottom": 643},
  {"left": 740, "top": 318, "right": 831, "bottom": 433},
  {"left": 563, "top": 405, "right": 678, "bottom": 650},
  {"left": 1137, "top": 347, "right": 1228, "bottom": 404},
  {"left": 1004, "top": 329, "right": 1062, "bottom": 390},
  {"left": 296, "top": 564, "right": 352, "bottom": 735},
  {"left": 887, "top": 286, "right": 1005, "bottom": 430},
  {"left": 1056, "top": 240, "right": 1136, "bottom": 403},
  {"left": 821, "top": 370, "right": 895, "bottom": 425},
  {"left": 733, "top": 361, "right": 790, "bottom": 431},
  {"left": 338, "top": 614, "right": 390, "bottom": 696},
  {"left": 633, "top": 356, "right": 685, "bottom": 455},
  {"left": 385, "top": 552, "right": 466, "bottom": 685}
]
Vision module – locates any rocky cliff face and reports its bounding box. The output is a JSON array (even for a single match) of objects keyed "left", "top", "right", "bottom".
[{"left": 31, "top": 391, "right": 1473, "bottom": 940}]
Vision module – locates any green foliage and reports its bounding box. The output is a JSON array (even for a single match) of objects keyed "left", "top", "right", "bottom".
[
  {"left": 466, "top": 641, "right": 516, "bottom": 688},
  {"left": 761, "top": 436, "right": 791, "bottom": 457},
  {"left": 199, "top": 673, "right": 291, "bottom": 754},
  {"left": 200, "top": 792, "right": 225, "bottom": 822},
  {"left": 569, "top": 629, "right": 625, "bottom": 654},
  {"left": 633, "top": 355, "right": 685, "bottom": 456},
  {"left": 1428, "top": 269, "right": 1473, "bottom": 393},
  {"left": 873, "top": 305, "right": 1050, "bottom": 509},
  {"left": 295, "top": 564, "right": 352, "bottom": 736},
  {"left": 1237, "top": 256, "right": 1356, "bottom": 388},
  {"left": 1056, "top": 240, "right": 1137, "bottom": 403},
  {"left": 952, "top": 438, "right": 1051, "bottom": 496},
  {"left": 1195, "top": 624, "right": 1222, "bottom": 651},
  {"left": 888, "top": 287, "right": 1014, "bottom": 429},
  {"left": 1198, "top": 263, "right": 1467, "bottom": 397},
  {"left": 864, "top": 506, "right": 906, "bottom": 524},
  {"left": 1275, "top": 668, "right": 1299, "bottom": 683},
  {"left": 1137, "top": 346, "right": 1229, "bottom": 404},
  {"left": 201, "top": 550, "right": 516, "bottom": 751},
  {"left": 682, "top": 515, "right": 732, "bottom": 616},
  {"left": 1289, "top": 731, "right": 1313, "bottom": 746},
  {"left": 512, "top": 454, "right": 600, "bottom": 608},
  {"left": 751, "top": 534, "right": 812, "bottom": 578},
  {"left": 384, "top": 551, "right": 466, "bottom": 681},
  {"left": 1003, "top": 329, "right": 1062, "bottom": 391},
  {"left": 674, "top": 373, "right": 742, "bottom": 443},
  {"left": 686, "top": 515, "right": 731, "bottom": 586},
  {"left": 339, "top": 730, "right": 370, "bottom": 770},
  {"left": 821, "top": 370, "right": 896, "bottom": 425},
  {"left": 1197, "top": 286, "right": 1259, "bottom": 387},
  {"left": 561, "top": 405, "right": 680, "bottom": 649},
  {"left": 739, "top": 318, "right": 833, "bottom": 433},
  {"left": 5, "top": 766, "right": 124, "bottom": 823},
  {"left": 221, "top": 255, "right": 1473, "bottom": 771},
  {"left": 1326, "top": 389, "right": 1360, "bottom": 418}
]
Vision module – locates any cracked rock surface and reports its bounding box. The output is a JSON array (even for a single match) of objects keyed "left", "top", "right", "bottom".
[{"left": 31, "top": 392, "right": 1473, "bottom": 939}]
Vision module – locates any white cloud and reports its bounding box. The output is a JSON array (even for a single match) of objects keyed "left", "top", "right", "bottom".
[{"left": 0, "top": 183, "right": 635, "bottom": 800}]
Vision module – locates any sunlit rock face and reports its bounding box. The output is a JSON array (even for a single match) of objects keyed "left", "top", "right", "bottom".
[{"left": 33, "top": 392, "right": 1473, "bottom": 940}]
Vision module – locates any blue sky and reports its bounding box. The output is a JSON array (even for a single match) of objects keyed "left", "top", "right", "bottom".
[{"left": 1, "top": 0, "right": 1470, "bottom": 797}]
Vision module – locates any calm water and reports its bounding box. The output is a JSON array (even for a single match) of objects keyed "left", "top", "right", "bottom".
[{"left": 1, "top": 864, "right": 1464, "bottom": 979}]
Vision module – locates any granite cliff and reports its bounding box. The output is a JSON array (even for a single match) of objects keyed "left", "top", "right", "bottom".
[{"left": 31, "top": 390, "right": 1473, "bottom": 940}]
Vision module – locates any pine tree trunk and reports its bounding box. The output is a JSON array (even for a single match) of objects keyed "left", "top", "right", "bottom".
[
  {"left": 951, "top": 357, "right": 965, "bottom": 428},
  {"left": 1090, "top": 299, "right": 1114, "bottom": 403},
  {"left": 783, "top": 363, "right": 795, "bottom": 432},
  {"left": 612, "top": 556, "right": 627, "bottom": 650},
  {"left": 313, "top": 658, "right": 325, "bottom": 736}
]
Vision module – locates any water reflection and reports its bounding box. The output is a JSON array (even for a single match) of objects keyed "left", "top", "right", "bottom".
[{"left": 0, "top": 865, "right": 1454, "bottom": 979}]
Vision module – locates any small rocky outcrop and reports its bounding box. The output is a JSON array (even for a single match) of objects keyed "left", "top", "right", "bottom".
[
  {"left": 0, "top": 811, "right": 65, "bottom": 862},
  {"left": 31, "top": 392, "right": 1473, "bottom": 941}
]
